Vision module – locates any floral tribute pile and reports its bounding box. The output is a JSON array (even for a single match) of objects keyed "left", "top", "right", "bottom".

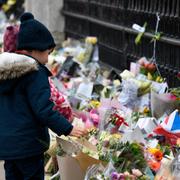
[{"left": 48, "top": 37, "right": 180, "bottom": 179}]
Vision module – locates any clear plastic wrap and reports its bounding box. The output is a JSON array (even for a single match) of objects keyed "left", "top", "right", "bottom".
[
  {"left": 151, "top": 90, "right": 178, "bottom": 119},
  {"left": 84, "top": 164, "right": 105, "bottom": 180},
  {"left": 103, "top": 161, "right": 116, "bottom": 178},
  {"left": 171, "top": 153, "right": 180, "bottom": 179},
  {"left": 84, "top": 161, "right": 116, "bottom": 180},
  {"left": 118, "top": 79, "right": 139, "bottom": 109}
]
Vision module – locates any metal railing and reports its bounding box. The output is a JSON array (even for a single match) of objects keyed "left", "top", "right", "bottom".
[{"left": 63, "top": 0, "right": 180, "bottom": 87}]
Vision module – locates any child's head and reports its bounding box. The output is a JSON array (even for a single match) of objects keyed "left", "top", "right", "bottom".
[
  {"left": 17, "top": 12, "right": 56, "bottom": 64},
  {"left": 17, "top": 12, "right": 56, "bottom": 51}
]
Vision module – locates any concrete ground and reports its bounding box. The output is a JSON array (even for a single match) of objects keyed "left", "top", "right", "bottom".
[{"left": 0, "top": 161, "right": 5, "bottom": 180}]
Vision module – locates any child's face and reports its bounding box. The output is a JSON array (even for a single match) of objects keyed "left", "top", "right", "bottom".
[{"left": 29, "top": 49, "right": 53, "bottom": 64}]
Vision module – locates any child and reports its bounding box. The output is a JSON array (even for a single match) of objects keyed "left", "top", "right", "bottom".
[
  {"left": 0, "top": 12, "right": 86, "bottom": 180},
  {"left": 3, "top": 24, "right": 73, "bottom": 121}
]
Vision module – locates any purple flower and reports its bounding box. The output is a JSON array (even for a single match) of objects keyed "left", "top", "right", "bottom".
[{"left": 111, "top": 172, "right": 119, "bottom": 180}]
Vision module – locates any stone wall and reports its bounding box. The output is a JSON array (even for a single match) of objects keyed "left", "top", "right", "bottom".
[{"left": 25, "top": 0, "right": 64, "bottom": 47}]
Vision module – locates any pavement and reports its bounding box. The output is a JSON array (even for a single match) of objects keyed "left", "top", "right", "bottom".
[{"left": 0, "top": 161, "right": 5, "bottom": 180}]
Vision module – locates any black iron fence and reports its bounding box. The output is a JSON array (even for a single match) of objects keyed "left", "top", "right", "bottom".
[{"left": 63, "top": 0, "right": 180, "bottom": 87}]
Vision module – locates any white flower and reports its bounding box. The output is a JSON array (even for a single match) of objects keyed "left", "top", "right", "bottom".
[{"left": 132, "top": 169, "right": 142, "bottom": 177}]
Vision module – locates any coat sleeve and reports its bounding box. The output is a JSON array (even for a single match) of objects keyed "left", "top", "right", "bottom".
[{"left": 24, "top": 68, "right": 73, "bottom": 136}]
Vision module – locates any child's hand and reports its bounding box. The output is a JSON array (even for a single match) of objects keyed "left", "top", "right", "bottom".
[{"left": 69, "top": 126, "right": 88, "bottom": 137}]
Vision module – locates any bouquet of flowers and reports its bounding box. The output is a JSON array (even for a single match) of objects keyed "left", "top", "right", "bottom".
[
  {"left": 138, "top": 57, "right": 164, "bottom": 83},
  {"left": 85, "top": 141, "right": 151, "bottom": 180},
  {"left": 104, "top": 110, "right": 129, "bottom": 134}
]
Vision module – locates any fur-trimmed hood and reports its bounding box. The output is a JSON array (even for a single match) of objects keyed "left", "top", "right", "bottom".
[
  {"left": 0, "top": 52, "right": 38, "bottom": 80},
  {"left": 0, "top": 52, "right": 38, "bottom": 93}
]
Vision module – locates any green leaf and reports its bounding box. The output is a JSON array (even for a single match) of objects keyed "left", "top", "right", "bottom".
[
  {"left": 135, "top": 22, "right": 147, "bottom": 45},
  {"left": 151, "top": 32, "right": 163, "bottom": 43}
]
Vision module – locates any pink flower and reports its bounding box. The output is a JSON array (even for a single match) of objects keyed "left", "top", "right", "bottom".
[
  {"left": 169, "top": 94, "right": 177, "bottom": 100},
  {"left": 78, "top": 112, "right": 88, "bottom": 122},
  {"left": 85, "top": 119, "right": 94, "bottom": 129},
  {"left": 90, "top": 109, "right": 99, "bottom": 126}
]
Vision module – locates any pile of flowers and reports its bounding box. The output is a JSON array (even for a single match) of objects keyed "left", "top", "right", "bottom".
[{"left": 49, "top": 36, "right": 180, "bottom": 179}]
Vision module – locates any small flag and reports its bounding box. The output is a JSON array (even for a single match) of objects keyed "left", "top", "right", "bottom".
[{"left": 154, "top": 110, "right": 180, "bottom": 145}]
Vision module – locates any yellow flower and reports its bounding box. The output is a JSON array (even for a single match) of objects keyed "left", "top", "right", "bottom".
[
  {"left": 148, "top": 148, "right": 160, "bottom": 154},
  {"left": 2, "top": 0, "right": 16, "bottom": 12},
  {"left": 85, "top": 37, "right": 98, "bottom": 45},
  {"left": 111, "top": 134, "right": 121, "bottom": 139},
  {"left": 90, "top": 100, "right": 101, "bottom": 108},
  {"left": 143, "top": 107, "right": 150, "bottom": 113},
  {"left": 148, "top": 148, "right": 163, "bottom": 161},
  {"left": 7, "top": 0, "right": 16, "bottom": 5},
  {"left": 2, "top": 4, "right": 10, "bottom": 11}
]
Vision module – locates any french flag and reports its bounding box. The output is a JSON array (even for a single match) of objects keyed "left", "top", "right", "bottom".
[{"left": 154, "top": 110, "right": 180, "bottom": 145}]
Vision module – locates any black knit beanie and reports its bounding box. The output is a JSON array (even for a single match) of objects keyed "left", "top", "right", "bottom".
[{"left": 17, "top": 12, "right": 56, "bottom": 51}]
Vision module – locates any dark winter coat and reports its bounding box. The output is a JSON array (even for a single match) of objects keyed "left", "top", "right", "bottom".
[{"left": 0, "top": 52, "right": 73, "bottom": 160}]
